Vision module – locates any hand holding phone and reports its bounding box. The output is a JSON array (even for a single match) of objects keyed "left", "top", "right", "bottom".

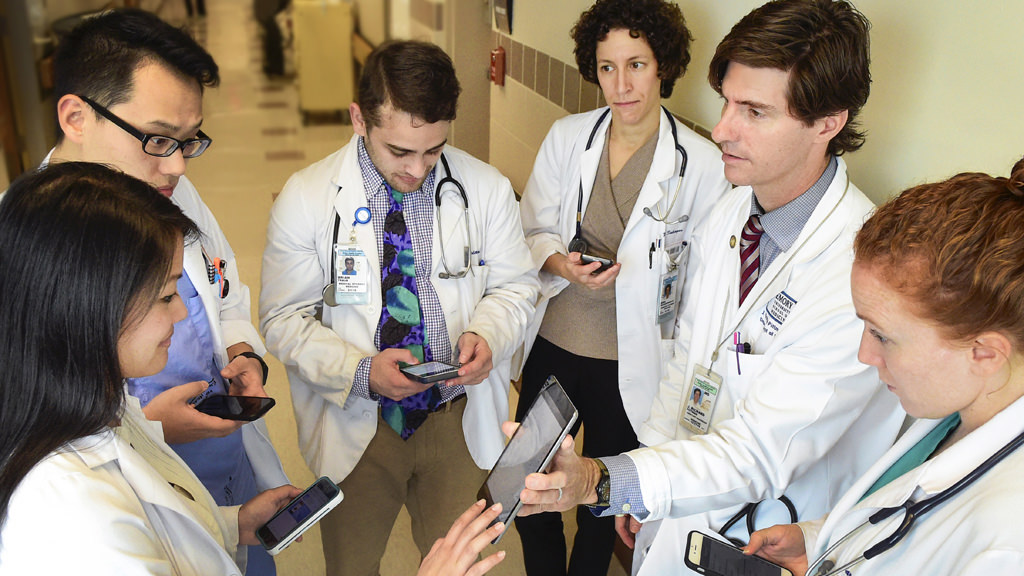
[
  {"left": 477, "top": 376, "right": 578, "bottom": 543},
  {"left": 194, "top": 395, "right": 275, "bottom": 421},
  {"left": 256, "top": 477, "right": 344, "bottom": 555},
  {"left": 685, "top": 531, "right": 794, "bottom": 576}
]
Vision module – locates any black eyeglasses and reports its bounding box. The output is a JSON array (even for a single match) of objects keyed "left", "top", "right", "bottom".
[{"left": 77, "top": 94, "right": 213, "bottom": 159}]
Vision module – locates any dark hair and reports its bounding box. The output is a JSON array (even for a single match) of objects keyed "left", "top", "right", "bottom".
[
  {"left": 0, "top": 162, "right": 198, "bottom": 523},
  {"left": 855, "top": 157, "right": 1024, "bottom": 346},
  {"left": 357, "top": 40, "right": 460, "bottom": 128},
  {"left": 571, "top": 0, "right": 691, "bottom": 99},
  {"left": 709, "top": 0, "right": 871, "bottom": 155},
  {"left": 53, "top": 9, "right": 218, "bottom": 137}
]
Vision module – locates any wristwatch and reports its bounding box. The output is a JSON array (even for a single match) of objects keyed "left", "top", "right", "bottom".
[{"left": 590, "top": 458, "right": 611, "bottom": 508}]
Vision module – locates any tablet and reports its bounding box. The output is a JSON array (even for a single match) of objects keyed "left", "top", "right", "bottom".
[{"left": 477, "top": 376, "right": 577, "bottom": 543}]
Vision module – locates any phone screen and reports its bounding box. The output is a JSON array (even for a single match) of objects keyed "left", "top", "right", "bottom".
[
  {"left": 479, "top": 377, "right": 577, "bottom": 530},
  {"left": 195, "top": 395, "right": 275, "bottom": 421},
  {"left": 257, "top": 477, "right": 340, "bottom": 549},
  {"left": 693, "top": 532, "right": 789, "bottom": 576}
]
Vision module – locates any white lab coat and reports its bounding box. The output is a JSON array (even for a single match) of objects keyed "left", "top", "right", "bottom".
[
  {"left": 802, "top": 396, "right": 1024, "bottom": 575},
  {"left": 35, "top": 154, "right": 288, "bottom": 492},
  {"left": 172, "top": 176, "right": 288, "bottom": 492},
  {"left": 259, "top": 136, "right": 539, "bottom": 481},
  {"left": 0, "top": 396, "right": 242, "bottom": 575},
  {"left": 518, "top": 107, "right": 731, "bottom": 432},
  {"left": 631, "top": 160, "right": 905, "bottom": 574}
]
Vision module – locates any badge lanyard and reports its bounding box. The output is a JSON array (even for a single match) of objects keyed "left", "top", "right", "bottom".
[{"left": 323, "top": 206, "right": 372, "bottom": 307}]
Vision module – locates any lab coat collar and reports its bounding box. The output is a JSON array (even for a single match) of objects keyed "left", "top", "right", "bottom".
[
  {"left": 819, "top": 394, "right": 1024, "bottom": 554},
  {"left": 915, "top": 393, "right": 1024, "bottom": 495},
  {"left": 65, "top": 409, "right": 208, "bottom": 523}
]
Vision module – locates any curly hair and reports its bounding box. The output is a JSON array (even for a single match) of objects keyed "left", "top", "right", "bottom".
[
  {"left": 709, "top": 0, "right": 871, "bottom": 156},
  {"left": 571, "top": 0, "right": 691, "bottom": 99},
  {"left": 855, "top": 157, "right": 1024, "bottom": 346}
]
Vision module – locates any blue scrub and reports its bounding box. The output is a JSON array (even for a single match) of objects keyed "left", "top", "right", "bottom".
[{"left": 127, "top": 270, "right": 275, "bottom": 575}]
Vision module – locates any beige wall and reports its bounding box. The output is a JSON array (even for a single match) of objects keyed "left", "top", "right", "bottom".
[{"left": 490, "top": 0, "right": 1024, "bottom": 204}]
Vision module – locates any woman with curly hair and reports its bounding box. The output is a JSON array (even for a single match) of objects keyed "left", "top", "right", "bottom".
[{"left": 517, "top": 0, "right": 730, "bottom": 573}]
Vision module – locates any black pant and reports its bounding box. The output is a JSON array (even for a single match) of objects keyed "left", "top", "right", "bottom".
[{"left": 515, "top": 337, "right": 639, "bottom": 576}]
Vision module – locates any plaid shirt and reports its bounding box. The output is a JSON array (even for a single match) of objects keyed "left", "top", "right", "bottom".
[
  {"left": 749, "top": 155, "right": 837, "bottom": 271},
  {"left": 351, "top": 137, "right": 464, "bottom": 403}
]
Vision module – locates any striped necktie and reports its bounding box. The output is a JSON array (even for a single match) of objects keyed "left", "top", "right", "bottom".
[{"left": 739, "top": 214, "right": 764, "bottom": 305}]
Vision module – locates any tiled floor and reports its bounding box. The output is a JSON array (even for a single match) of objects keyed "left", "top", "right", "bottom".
[{"left": 161, "top": 1, "right": 627, "bottom": 574}]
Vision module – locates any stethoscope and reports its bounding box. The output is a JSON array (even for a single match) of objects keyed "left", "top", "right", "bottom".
[
  {"left": 322, "top": 154, "right": 471, "bottom": 307},
  {"left": 718, "top": 496, "right": 798, "bottom": 548},
  {"left": 567, "top": 106, "right": 689, "bottom": 254},
  {"left": 807, "top": 426, "right": 1024, "bottom": 576}
]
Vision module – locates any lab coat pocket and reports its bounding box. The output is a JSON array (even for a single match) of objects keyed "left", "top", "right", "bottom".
[
  {"left": 451, "top": 264, "right": 490, "bottom": 325},
  {"left": 724, "top": 350, "right": 767, "bottom": 406}
]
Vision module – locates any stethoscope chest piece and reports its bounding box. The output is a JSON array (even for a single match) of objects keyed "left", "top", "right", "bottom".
[{"left": 322, "top": 283, "right": 340, "bottom": 307}]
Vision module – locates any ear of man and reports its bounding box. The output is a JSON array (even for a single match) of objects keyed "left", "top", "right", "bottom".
[
  {"left": 57, "top": 94, "right": 91, "bottom": 144},
  {"left": 812, "top": 109, "right": 849, "bottom": 147}
]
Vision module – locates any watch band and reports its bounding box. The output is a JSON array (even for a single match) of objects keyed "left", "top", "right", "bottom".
[
  {"left": 591, "top": 458, "right": 611, "bottom": 508},
  {"left": 233, "top": 351, "right": 269, "bottom": 387}
]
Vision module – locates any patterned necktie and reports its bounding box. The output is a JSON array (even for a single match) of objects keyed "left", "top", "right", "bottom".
[
  {"left": 377, "top": 185, "right": 441, "bottom": 439},
  {"left": 738, "top": 214, "right": 764, "bottom": 305}
]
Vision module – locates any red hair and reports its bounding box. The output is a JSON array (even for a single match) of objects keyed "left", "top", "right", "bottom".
[{"left": 855, "top": 157, "right": 1024, "bottom": 345}]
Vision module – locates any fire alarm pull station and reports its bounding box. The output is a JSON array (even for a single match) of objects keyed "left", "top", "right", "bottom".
[{"left": 490, "top": 47, "right": 506, "bottom": 86}]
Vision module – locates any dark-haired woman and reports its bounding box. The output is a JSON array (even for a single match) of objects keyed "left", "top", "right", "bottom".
[
  {"left": 745, "top": 160, "right": 1024, "bottom": 574},
  {"left": 0, "top": 163, "right": 301, "bottom": 574},
  {"left": 0, "top": 163, "right": 505, "bottom": 575},
  {"left": 517, "top": 0, "right": 730, "bottom": 573}
]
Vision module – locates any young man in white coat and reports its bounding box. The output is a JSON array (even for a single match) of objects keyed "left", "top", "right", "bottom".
[
  {"left": 45, "top": 11, "right": 287, "bottom": 574},
  {"left": 259, "top": 40, "right": 539, "bottom": 576},
  {"left": 513, "top": 1, "right": 904, "bottom": 573}
]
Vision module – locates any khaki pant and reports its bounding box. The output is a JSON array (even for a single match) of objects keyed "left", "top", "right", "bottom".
[{"left": 320, "top": 397, "right": 486, "bottom": 576}]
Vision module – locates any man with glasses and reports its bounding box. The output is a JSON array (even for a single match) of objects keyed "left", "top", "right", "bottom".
[{"left": 45, "top": 10, "right": 287, "bottom": 575}]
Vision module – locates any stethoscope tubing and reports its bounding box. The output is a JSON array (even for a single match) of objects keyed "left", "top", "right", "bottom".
[
  {"left": 807, "top": 426, "right": 1024, "bottom": 576},
  {"left": 570, "top": 106, "right": 688, "bottom": 250},
  {"left": 324, "top": 152, "right": 471, "bottom": 305}
]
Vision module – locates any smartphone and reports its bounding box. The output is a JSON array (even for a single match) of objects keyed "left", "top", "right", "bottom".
[
  {"left": 194, "top": 395, "right": 275, "bottom": 421},
  {"left": 400, "top": 361, "right": 461, "bottom": 384},
  {"left": 477, "top": 376, "right": 578, "bottom": 543},
  {"left": 685, "top": 531, "right": 793, "bottom": 576},
  {"left": 256, "top": 477, "right": 344, "bottom": 555},
  {"left": 580, "top": 253, "right": 614, "bottom": 272}
]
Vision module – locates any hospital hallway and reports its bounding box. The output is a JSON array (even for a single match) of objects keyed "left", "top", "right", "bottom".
[{"left": 158, "top": 0, "right": 626, "bottom": 574}]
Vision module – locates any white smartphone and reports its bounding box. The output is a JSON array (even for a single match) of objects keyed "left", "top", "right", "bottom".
[
  {"left": 256, "top": 477, "right": 344, "bottom": 555},
  {"left": 685, "top": 531, "right": 793, "bottom": 576},
  {"left": 476, "top": 376, "right": 578, "bottom": 543}
]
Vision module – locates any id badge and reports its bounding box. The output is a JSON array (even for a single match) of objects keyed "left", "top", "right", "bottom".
[
  {"left": 332, "top": 243, "right": 369, "bottom": 305},
  {"left": 680, "top": 364, "right": 722, "bottom": 435},
  {"left": 656, "top": 270, "right": 680, "bottom": 325}
]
